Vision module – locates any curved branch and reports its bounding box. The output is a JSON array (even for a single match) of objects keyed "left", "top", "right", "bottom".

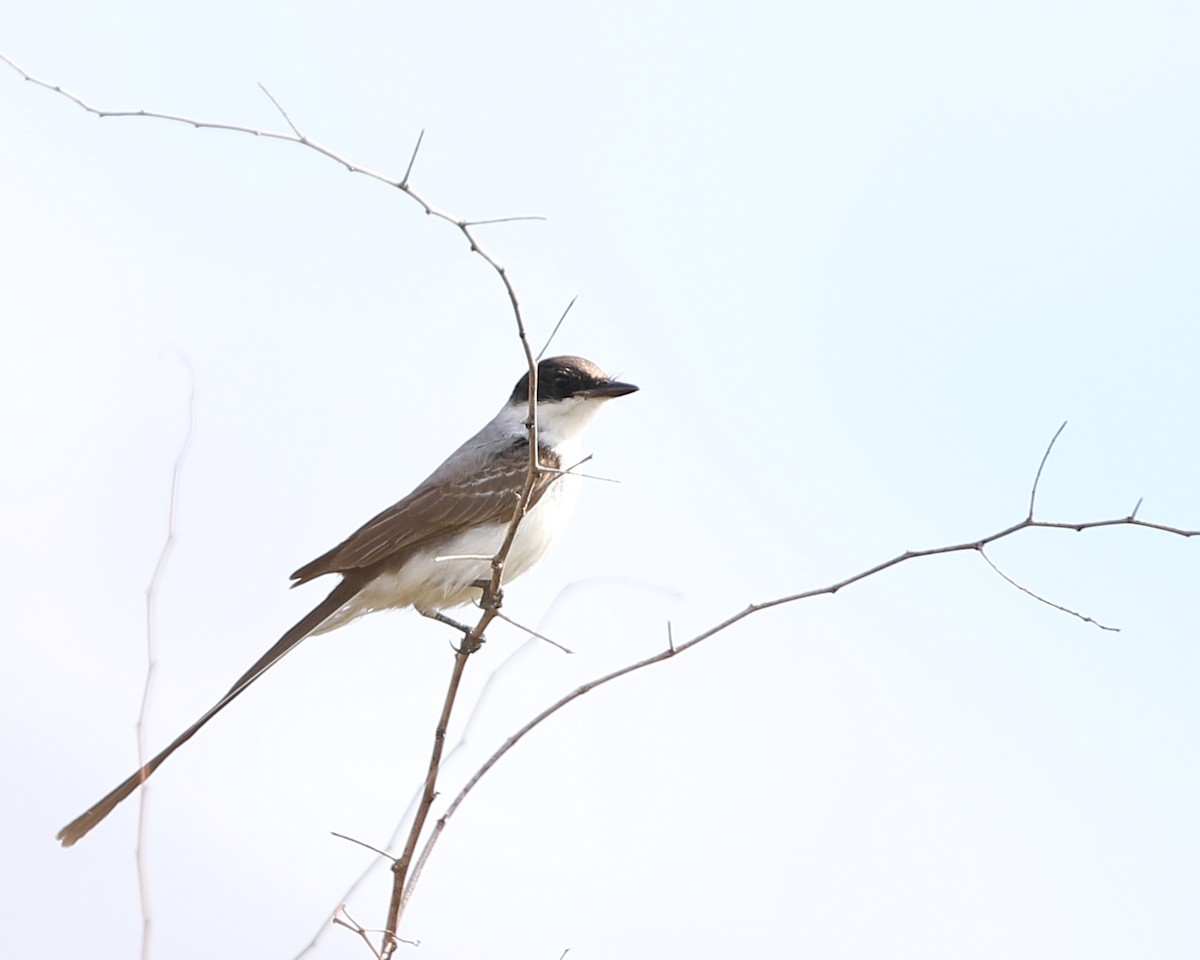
[{"left": 403, "top": 510, "right": 1199, "bottom": 889}]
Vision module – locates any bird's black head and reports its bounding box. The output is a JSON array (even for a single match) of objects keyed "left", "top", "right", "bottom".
[{"left": 509, "top": 356, "right": 638, "bottom": 404}]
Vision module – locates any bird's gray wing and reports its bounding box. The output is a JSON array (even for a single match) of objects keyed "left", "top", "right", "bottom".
[{"left": 290, "top": 442, "right": 560, "bottom": 584}]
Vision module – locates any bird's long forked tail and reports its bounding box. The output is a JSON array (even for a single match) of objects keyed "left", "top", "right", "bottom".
[{"left": 56, "top": 579, "right": 359, "bottom": 847}]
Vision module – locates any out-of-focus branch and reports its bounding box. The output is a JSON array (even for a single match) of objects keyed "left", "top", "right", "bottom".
[{"left": 137, "top": 356, "right": 195, "bottom": 960}]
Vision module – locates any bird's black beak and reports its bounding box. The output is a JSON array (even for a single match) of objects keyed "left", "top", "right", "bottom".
[{"left": 582, "top": 379, "right": 639, "bottom": 399}]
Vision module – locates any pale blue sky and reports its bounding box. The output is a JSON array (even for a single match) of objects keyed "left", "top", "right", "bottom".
[{"left": 3, "top": 2, "right": 1199, "bottom": 957}]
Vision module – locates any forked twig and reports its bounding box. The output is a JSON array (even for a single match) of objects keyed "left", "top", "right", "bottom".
[
  {"left": 0, "top": 53, "right": 543, "bottom": 379},
  {"left": 257, "top": 82, "right": 301, "bottom": 138}
]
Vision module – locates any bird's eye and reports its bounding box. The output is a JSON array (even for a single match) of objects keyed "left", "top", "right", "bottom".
[{"left": 554, "top": 373, "right": 572, "bottom": 392}]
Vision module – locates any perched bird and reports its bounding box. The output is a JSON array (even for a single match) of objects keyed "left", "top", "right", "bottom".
[{"left": 57, "top": 355, "right": 637, "bottom": 846}]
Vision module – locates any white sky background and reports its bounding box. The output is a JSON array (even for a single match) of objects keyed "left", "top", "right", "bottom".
[{"left": 3, "top": 1, "right": 1199, "bottom": 957}]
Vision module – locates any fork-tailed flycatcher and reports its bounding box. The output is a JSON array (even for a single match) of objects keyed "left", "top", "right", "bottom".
[{"left": 57, "top": 355, "right": 637, "bottom": 847}]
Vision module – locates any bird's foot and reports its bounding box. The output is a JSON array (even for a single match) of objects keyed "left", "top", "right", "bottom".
[{"left": 472, "top": 579, "right": 504, "bottom": 611}]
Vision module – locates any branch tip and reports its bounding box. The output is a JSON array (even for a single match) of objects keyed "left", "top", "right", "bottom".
[
  {"left": 538, "top": 295, "right": 579, "bottom": 360},
  {"left": 401, "top": 128, "right": 424, "bottom": 187},
  {"left": 1029, "top": 420, "right": 1068, "bottom": 518}
]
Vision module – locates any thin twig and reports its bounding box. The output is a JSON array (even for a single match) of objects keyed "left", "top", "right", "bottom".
[
  {"left": 331, "top": 906, "right": 386, "bottom": 959},
  {"left": 978, "top": 546, "right": 1120, "bottom": 631},
  {"left": 538, "top": 296, "right": 578, "bottom": 360},
  {"left": 539, "top": 453, "right": 619, "bottom": 485},
  {"left": 462, "top": 216, "right": 548, "bottom": 227},
  {"left": 0, "top": 54, "right": 541, "bottom": 376},
  {"left": 257, "top": 82, "right": 301, "bottom": 138},
  {"left": 1029, "top": 421, "right": 1068, "bottom": 518},
  {"left": 330, "top": 832, "right": 397, "bottom": 862},
  {"left": 400, "top": 129, "right": 423, "bottom": 188},
  {"left": 492, "top": 610, "right": 574, "bottom": 654}
]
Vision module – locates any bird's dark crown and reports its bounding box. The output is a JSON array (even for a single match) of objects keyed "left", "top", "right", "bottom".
[{"left": 509, "top": 356, "right": 635, "bottom": 404}]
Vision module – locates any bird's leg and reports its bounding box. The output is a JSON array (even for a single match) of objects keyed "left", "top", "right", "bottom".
[
  {"left": 419, "top": 609, "right": 486, "bottom": 654},
  {"left": 422, "top": 609, "right": 473, "bottom": 633}
]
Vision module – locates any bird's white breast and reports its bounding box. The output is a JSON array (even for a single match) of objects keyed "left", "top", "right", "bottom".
[{"left": 407, "top": 464, "right": 583, "bottom": 613}]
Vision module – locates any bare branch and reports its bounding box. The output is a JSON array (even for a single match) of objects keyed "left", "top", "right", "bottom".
[
  {"left": 0, "top": 54, "right": 542, "bottom": 381},
  {"left": 382, "top": 646, "right": 472, "bottom": 954},
  {"left": 403, "top": 508, "right": 1198, "bottom": 888},
  {"left": 1029, "top": 421, "right": 1068, "bottom": 518},
  {"left": 978, "top": 546, "right": 1119, "bottom": 632}
]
